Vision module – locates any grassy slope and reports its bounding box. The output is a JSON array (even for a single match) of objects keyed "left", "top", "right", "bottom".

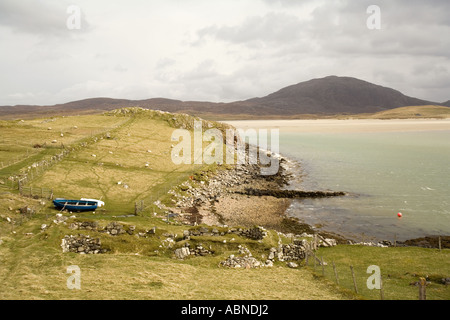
[
  {"left": 342, "top": 105, "right": 450, "bottom": 120},
  {"left": 197, "top": 105, "right": 450, "bottom": 121},
  {"left": 0, "top": 109, "right": 449, "bottom": 300}
]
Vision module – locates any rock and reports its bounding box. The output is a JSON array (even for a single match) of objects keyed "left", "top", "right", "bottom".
[
  {"left": 61, "top": 235, "right": 106, "bottom": 254},
  {"left": 53, "top": 214, "right": 68, "bottom": 224},
  {"left": 240, "top": 226, "right": 267, "bottom": 240},
  {"left": 287, "top": 262, "right": 299, "bottom": 268},
  {"left": 41, "top": 224, "right": 48, "bottom": 230},
  {"left": 175, "top": 247, "right": 190, "bottom": 259},
  {"left": 104, "top": 222, "right": 124, "bottom": 235},
  {"left": 220, "top": 255, "right": 265, "bottom": 269}
]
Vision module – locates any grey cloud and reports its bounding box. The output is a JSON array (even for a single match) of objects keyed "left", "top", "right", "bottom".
[
  {"left": 0, "top": 0, "right": 90, "bottom": 37},
  {"left": 195, "top": 12, "right": 308, "bottom": 47}
]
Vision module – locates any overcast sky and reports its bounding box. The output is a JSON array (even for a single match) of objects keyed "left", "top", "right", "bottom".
[{"left": 1, "top": 0, "right": 449, "bottom": 106}]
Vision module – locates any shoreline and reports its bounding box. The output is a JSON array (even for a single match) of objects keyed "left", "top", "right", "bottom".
[
  {"left": 168, "top": 149, "right": 450, "bottom": 249},
  {"left": 168, "top": 150, "right": 353, "bottom": 244},
  {"left": 225, "top": 118, "right": 450, "bottom": 133}
]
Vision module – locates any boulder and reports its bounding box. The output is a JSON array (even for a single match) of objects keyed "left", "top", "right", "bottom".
[{"left": 174, "top": 247, "right": 191, "bottom": 259}]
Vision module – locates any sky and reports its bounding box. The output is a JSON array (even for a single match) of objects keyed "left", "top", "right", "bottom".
[{"left": 0, "top": 0, "right": 449, "bottom": 106}]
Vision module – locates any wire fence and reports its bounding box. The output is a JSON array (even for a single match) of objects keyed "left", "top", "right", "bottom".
[
  {"left": 0, "top": 118, "right": 132, "bottom": 192},
  {"left": 306, "top": 247, "right": 446, "bottom": 300}
]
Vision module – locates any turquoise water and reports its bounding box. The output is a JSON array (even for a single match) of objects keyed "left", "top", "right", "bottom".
[{"left": 280, "top": 130, "right": 450, "bottom": 242}]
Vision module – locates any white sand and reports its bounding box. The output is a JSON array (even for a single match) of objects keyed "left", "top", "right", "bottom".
[{"left": 224, "top": 119, "right": 450, "bottom": 133}]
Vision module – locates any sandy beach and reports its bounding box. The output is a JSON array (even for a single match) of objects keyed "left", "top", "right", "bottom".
[{"left": 224, "top": 119, "right": 450, "bottom": 133}]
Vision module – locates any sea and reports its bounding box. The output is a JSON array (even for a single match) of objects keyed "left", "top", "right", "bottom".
[{"left": 228, "top": 120, "right": 450, "bottom": 242}]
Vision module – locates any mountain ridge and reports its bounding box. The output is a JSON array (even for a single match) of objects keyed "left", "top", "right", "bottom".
[{"left": 0, "top": 76, "right": 445, "bottom": 119}]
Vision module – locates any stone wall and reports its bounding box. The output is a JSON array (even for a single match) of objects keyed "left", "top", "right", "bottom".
[
  {"left": 61, "top": 234, "right": 107, "bottom": 254},
  {"left": 183, "top": 226, "right": 267, "bottom": 241}
]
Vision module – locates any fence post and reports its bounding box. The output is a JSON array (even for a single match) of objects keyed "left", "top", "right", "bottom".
[
  {"left": 418, "top": 277, "right": 426, "bottom": 300},
  {"left": 350, "top": 265, "right": 358, "bottom": 294},
  {"left": 332, "top": 261, "right": 339, "bottom": 285},
  {"left": 321, "top": 256, "right": 325, "bottom": 276}
]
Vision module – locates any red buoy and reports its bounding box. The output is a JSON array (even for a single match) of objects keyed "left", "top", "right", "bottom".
[{"left": 397, "top": 212, "right": 403, "bottom": 218}]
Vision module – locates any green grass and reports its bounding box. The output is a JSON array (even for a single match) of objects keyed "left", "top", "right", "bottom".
[
  {"left": 0, "top": 208, "right": 350, "bottom": 300},
  {"left": 311, "top": 245, "right": 450, "bottom": 300},
  {"left": 1, "top": 108, "right": 449, "bottom": 300}
]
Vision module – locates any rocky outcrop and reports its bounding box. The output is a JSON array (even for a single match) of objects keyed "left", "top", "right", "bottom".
[
  {"left": 69, "top": 221, "right": 99, "bottom": 231},
  {"left": 220, "top": 245, "right": 269, "bottom": 269},
  {"left": 183, "top": 226, "right": 267, "bottom": 241},
  {"left": 236, "top": 188, "right": 347, "bottom": 199},
  {"left": 61, "top": 234, "right": 107, "bottom": 254},
  {"left": 239, "top": 226, "right": 267, "bottom": 240},
  {"left": 220, "top": 255, "right": 267, "bottom": 269},
  {"left": 174, "top": 242, "right": 214, "bottom": 259}
]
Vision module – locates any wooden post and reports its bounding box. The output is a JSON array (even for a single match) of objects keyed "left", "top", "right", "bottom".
[
  {"left": 418, "top": 277, "right": 426, "bottom": 300},
  {"left": 314, "top": 253, "right": 317, "bottom": 271},
  {"left": 350, "top": 265, "right": 358, "bottom": 294},
  {"left": 438, "top": 236, "right": 442, "bottom": 252},
  {"left": 321, "top": 256, "right": 325, "bottom": 276},
  {"left": 332, "top": 261, "right": 339, "bottom": 285},
  {"left": 305, "top": 251, "right": 309, "bottom": 266}
]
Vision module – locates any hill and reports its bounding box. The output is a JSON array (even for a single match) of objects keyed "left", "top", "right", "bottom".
[
  {"left": 342, "top": 105, "right": 450, "bottom": 120},
  {"left": 442, "top": 100, "right": 450, "bottom": 107},
  {"left": 233, "top": 76, "right": 436, "bottom": 115},
  {"left": 0, "top": 76, "right": 443, "bottom": 119}
]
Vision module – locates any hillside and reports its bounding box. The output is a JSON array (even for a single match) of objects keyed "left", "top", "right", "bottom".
[
  {"left": 0, "top": 76, "right": 442, "bottom": 119},
  {"left": 236, "top": 76, "right": 436, "bottom": 115},
  {"left": 0, "top": 109, "right": 449, "bottom": 301},
  {"left": 0, "top": 109, "right": 349, "bottom": 300},
  {"left": 342, "top": 105, "right": 450, "bottom": 120}
]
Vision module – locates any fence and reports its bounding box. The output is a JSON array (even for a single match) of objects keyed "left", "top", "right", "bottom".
[
  {"left": 305, "top": 246, "right": 444, "bottom": 300},
  {"left": 18, "top": 186, "right": 54, "bottom": 200},
  {"left": 134, "top": 164, "right": 204, "bottom": 219},
  {"left": 1, "top": 117, "right": 133, "bottom": 192}
]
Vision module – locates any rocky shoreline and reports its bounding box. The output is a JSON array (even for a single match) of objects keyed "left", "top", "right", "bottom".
[
  {"left": 165, "top": 151, "right": 355, "bottom": 243},
  {"left": 164, "top": 149, "right": 450, "bottom": 249}
]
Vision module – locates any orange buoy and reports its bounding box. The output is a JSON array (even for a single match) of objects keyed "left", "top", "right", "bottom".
[{"left": 397, "top": 212, "right": 403, "bottom": 218}]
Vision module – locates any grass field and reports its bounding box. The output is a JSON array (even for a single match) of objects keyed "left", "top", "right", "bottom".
[{"left": 1, "top": 108, "right": 449, "bottom": 300}]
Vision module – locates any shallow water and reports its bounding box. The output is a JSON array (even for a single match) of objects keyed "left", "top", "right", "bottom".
[{"left": 279, "top": 130, "right": 450, "bottom": 242}]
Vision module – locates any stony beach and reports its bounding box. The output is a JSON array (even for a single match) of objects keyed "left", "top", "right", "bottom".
[
  {"left": 166, "top": 149, "right": 449, "bottom": 249},
  {"left": 165, "top": 151, "right": 353, "bottom": 244}
]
